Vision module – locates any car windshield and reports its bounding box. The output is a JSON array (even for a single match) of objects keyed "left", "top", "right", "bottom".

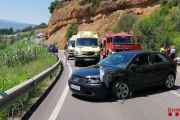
[
  {"left": 113, "top": 36, "right": 133, "bottom": 44},
  {"left": 68, "top": 41, "right": 75, "bottom": 47},
  {"left": 98, "top": 52, "right": 136, "bottom": 68},
  {"left": 76, "top": 38, "right": 98, "bottom": 47}
]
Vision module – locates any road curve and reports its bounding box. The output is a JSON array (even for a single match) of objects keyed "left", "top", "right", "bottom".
[{"left": 28, "top": 50, "right": 180, "bottom": 120}]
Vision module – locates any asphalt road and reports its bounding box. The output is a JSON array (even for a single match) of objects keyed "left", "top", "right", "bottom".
[{"left": 28, "top": 50, "right": 180, "bottom": 120}]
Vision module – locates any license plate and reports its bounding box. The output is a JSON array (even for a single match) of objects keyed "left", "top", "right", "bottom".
[
  {"left": 71, "top": 84, "right": 80, "bottom": 90},
  {"left": 84, "top": 59, "right": 91, "bottom": 61}
]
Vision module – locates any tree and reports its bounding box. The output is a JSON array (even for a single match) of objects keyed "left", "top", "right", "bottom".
[
  {"left": 34, "top": 23, "right": 47, "bottom": 29},
  {"left": 21, "top": 26, "right": 32, "bottom": 32},
  {"left": 9, "top": 27, "right": 13, "bottom": 34},
  {"left": 30, "top": 30, "right": 35, "bottom": 36},
  {"left": 65, "top": 23, "right": 78, "bottom": 41},
  {"left": 48, "top": 0, "right": 60, "bottom": 14}
]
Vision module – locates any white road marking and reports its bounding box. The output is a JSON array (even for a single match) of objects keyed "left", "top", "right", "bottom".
[
  {"left": 169, "top": 69, "right": 180, "bottom": 97},
  {"left": 48, "top": 56, "right": 179, "bottom": 119},
  {"left": 170, "top": 91, "right": 180, "bottom": 97},
  {"left": 48, "top": 57, "right": 72, "bottom": 120}
]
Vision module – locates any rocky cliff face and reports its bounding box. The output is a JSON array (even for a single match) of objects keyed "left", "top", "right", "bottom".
[{"left": 44, "top": 0, "right": 160, "bottom": 49}]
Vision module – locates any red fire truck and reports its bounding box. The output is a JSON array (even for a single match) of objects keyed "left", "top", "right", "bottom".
[{"left": 100, "top": 33, "right": 141, "bottom": 59}]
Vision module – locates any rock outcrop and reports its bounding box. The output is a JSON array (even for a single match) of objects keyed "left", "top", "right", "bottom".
[{"left": 44, "top": 0, "right": 160, "bottom": 49}]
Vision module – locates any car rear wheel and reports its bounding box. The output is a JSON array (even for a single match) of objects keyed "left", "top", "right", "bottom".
[
  {"left": 164, "top": 74, "right": 175, "bottom": 89},
  {"left": 111, "top": 81, "right": 129, "bottom": 99}
]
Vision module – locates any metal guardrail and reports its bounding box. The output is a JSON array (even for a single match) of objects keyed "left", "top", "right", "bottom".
[{"left": 0, "top": 55, "right": 61, "bottom": 112}]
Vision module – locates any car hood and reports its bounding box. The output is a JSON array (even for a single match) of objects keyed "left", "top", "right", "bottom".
[{"left": 72, "top": 65, "right": 123, "bottom": 78}]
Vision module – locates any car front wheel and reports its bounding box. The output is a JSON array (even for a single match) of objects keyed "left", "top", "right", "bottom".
[
  {"left": 75, "top": 59, "right": 78, "bottom": 67},
  {"left": 111, "top": 81, "right": 129, "bottom": 99},
  {"left": 164, "top": 74, "right": 175, "bottom": 89}
]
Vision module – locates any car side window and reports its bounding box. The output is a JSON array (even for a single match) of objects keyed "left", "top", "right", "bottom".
[
  {"left": 151, "top": 54, "right": 168, "bottom": 64},
  {"left": 132, "top": 54, "right": 150, "bottom": 66}
]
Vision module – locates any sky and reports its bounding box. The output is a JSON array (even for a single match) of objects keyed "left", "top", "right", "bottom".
[{"left": 0, "top": 0, "right": 55, "bottom": 25}]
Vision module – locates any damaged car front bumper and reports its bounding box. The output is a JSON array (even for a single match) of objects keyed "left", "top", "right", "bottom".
[{"left": 68, "top": 79, "right": 108, "bottom": 99}]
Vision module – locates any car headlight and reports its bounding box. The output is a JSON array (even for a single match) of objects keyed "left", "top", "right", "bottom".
[
  {"left": 96, "top": 51, "right": 100, "bottom": 55},
  {"left": 86, "top": 75, "right": 101, "bottom": 84}
]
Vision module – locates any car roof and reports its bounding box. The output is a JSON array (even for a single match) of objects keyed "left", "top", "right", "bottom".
[{"left": 116, "top": 51, "right": 163, "bottom": 55}]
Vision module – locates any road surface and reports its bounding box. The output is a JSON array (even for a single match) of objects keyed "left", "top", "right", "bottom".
[{"left": 27, "top": 50, "right": 180, "bottom": 120}]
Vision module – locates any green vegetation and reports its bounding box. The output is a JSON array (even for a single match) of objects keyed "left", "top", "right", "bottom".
[
  {"left": 21, "top": 23, "right": 47, "bottom": 33},
  {"left": 0, "top": 35, "right": 18, "bottom": 50},
  {"left": 92, "top": 0, "right": 100, "bottom": 6},
  {"left": 0, "top": 41, "right": 42, "bottom": 67},
  {"left": 0, "top": 27, "right": 13, "bottom": 35},
  {"left": 53, "top": 41, "right": 58, "bottom": 45},
  {"left": 20, "top": 33, "right": 32, "bottom": 39},
  {"left": 114, "top": 0, "right": 180, "bottom": 54},
  {"left": 65, "top": 23, "right": 78, "bottom": 42},
  {"left": 116, "top": 14, "right": 135, "bottom": 33},
  {"left": 48, "top": 0, "right": 60, "bottom": 14},
  {"left": 0, "top": 41, "right": 57, "bottom": 119},
  {"left": 0, "top": 22, "right": 46, "bottom": 35}
]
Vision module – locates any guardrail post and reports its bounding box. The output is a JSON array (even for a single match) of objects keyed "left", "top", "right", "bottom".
[
  {"left": 49, "top": 66, "right": 53, "bottom": 79},
  {"left": 56, "top": 54, "right": 59, "bottom": 61},
  {"left": 27, "top": 78, "right": 34, "bottom": 99}
]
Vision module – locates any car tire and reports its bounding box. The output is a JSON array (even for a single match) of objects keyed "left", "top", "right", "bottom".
[
  {"left": 111, "top": 81, "right": 129, "bottom": 99},
  {"left": 164, "top": 74, "right": 175, "bottom": 89},
  {"left": 75, "top": 59, "right": 78, "bottom": 67},
  {"left": 100, "top": 54, "right": 104, "bottom": 61},
  {"left": 107, "top": 51, "right": 111, "bottom": 57}
]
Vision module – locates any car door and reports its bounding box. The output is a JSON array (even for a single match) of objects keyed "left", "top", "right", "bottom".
[
  {"left": 150, "top": 53, "right": 169, "bottom": 84},
  {"left": 128, "top": 54, "right": 156, "bottom": 89}
]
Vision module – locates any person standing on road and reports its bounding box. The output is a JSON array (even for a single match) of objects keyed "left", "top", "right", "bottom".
[
  {"left": 160, "top": 45, "right": 166, "bottom": 53},
  {"left": 169, "top": 46, "right": 176, "bottom": 59},
  {"left": 64, "top": 44, "right": 69, "bottom": 66}
]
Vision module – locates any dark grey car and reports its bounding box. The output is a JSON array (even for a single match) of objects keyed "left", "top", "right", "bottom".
[{"left": 68, "top": 51, "right": 177, "bottom": 99}]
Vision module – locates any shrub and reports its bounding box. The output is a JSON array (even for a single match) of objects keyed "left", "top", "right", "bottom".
[
  {"left": 172, "top": 0, "right": 179, "bottom": 6},
  {"left": 0, "top": 41, "right": 45, "bottom": 67},
  {"left": 53, "top": 41, "right": 58, "bottom": 45},
  {"left": 48, "top": 0, "right": 60, "bottom": 14},
  {"left": 10, "top": 36, "right": 17, "bottom": 44},
  {"left": 171, "top": 8, "right": 180, "bottom": 32},
  {"left": 136, "top": 12, "right": 167, "bottom": 50},
  {"left": 117, "top": 14, "right": 135, "bottom": 32},
  {"left": 159, "top": 6, "right": 169, "bottom": 15},
  {"left": 160, "top": 0, "right": 167, "bottom": 6},
  {"left": 166, "top": 1, "right": 173, "bottom": 8},
  {"left": 92, "top": 0, "right": 100, "bottom": 6},
  {"left": 65, "top": 23, "right": 78, "bottom": 42}
]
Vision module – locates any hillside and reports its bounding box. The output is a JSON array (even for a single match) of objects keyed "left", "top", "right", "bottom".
[
  {"left": 43, "top": 0, "right": 160, "bottom": 49},
  {"left": 0, "top": 19, "right": 36, "bottom": 31}
]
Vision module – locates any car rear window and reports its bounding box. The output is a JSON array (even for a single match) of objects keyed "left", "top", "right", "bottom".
[{"left": 151, "top": 54, "right": 168, "bottom": 63}]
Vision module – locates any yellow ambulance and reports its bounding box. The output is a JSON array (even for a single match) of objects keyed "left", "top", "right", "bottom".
[
  {"left": 67, "top": 35, "right": 77, "bottom": 59},
  {"left": 74, "top": 31, "right": 100, "bottom": 66}
]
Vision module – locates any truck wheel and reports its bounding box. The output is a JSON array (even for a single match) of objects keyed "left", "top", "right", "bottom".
[{"left": 111, "top": 81, "right": 129, "bottom": 99}]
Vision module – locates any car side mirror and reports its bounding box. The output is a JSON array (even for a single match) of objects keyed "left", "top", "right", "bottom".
[
  {"left": 100, "top": 43, "right": 102, "bottom": 48},
  {"left": 72, "top": 44, "right": 75, "bottom": 47}
]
